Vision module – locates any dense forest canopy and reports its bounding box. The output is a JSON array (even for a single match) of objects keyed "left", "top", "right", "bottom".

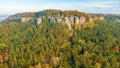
[
  {"left": 0, "top": 10, "right": 120, "bottom": 68},
  {"left": 35, "top": 9, "right": 91, "bottom": 17}
]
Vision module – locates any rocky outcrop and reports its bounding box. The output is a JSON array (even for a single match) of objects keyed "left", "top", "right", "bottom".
[
  {"left": 74, "top": 17, "right": 79, "bottom": 24},
  {"left": 57, "top": 17, "right": 63, "bottom": 23},
  {"left": 79, "top": 17, "right": 86, "bottom": 24},
  {"left": 21, "top": 17, "right": 42, "bottom": 25},
  {"left": 21, "top": 17, "right": 33, "bottom": 22},
  {"left": 20, "top": 16, "right": 86, "bottom": 28},
  {"left": 21, "top": 17, "right": 27, "bottom": 22},
  {"left": 13, "top": 16, "right": 86, "bottom": 28},
  {"left": 37, "top": 18, "right": 42, "bottom": 25},
  {"left": 99, "top": 17, "right": 104, "bottom": 20},
  {"left": 69, "top": 17, "right": 74, "bottom": 23}
]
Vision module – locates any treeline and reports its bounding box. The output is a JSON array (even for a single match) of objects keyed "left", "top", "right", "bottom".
[
  {"left": 0, "top": 9, "right": 92, "bottom": 24},
  {"left": 0, "top": 19, "right": 120, "bottom": 68},
  {"left": 35, "top": 9, "right": 91, "bottom": 18},
  {"left": 5, "top": 9, "right": 92, "bottom": 18}
]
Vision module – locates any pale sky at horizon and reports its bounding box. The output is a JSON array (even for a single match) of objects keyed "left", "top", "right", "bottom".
[{"left": 0, "top": 0, "right": 120, "bottom": 15}]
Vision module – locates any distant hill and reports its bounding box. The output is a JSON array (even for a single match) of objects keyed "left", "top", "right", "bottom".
[
  {"left": 0, "top": 9, "right": 92, "bottom": 24},
  {"left": 0, "top": 9, "right": 119, "bottom": 24},
  {"left": 9, "top": 12, "right": 35, "bottom": 18},
  {"left": 0, "top": 15, "right": 9, "bottom": 21},
  {"left": 8, "top": 9, "right": 91, "bottom": 18},
  {"left": 113, "top": 14, "right": 120, "bottom": 16}
]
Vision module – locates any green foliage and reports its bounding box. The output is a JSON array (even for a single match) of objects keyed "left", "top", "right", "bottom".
[
  {"left": 0, "top": 19, "right": 120, "bottom": 68},
  {"left": 35, "top": 9, "right": 90, "bottom": 18}
]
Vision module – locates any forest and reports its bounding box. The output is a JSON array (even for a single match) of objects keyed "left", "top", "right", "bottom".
[{"left": 0, "top": 10, "right": 120, "bottom": 68}]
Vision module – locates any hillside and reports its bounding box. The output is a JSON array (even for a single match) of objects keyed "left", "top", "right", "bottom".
[
  {"left": 0, "top": 9, "right": 101, "bottom": 24},
  {"left": 1, "top": 10, "right": 120, "bottom": 25},
  {"left": 0, "top": 10, "right": 120, "bottom": 68},
  {"left": 113, "top": 14, "right": 120, "bottom": 16}
]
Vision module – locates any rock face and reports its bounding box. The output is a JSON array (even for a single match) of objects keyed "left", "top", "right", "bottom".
[
  {"left": 21, "top": 17, "right": 42, "bottom": 25},
  {"left": 74, "top": 17, "right": 86, "bottom": 24},
  {"left": 21, "top": 17, "right": 32, "bottom": 22},
  {"left": 63, "top": 17, "right": 72, "bottom": 29},
  {"left": 99, "top": 17, "right": 104, "bottom": 20},
  {"left": 36, "top": 18, "right": 42, "bottom": 25},
  {"left": 116, "top": 19, "right": 120, "bottom": 23},
  {"left": 69, "top": 17, "right": 74, "bottom": 23},
  {"left": 20, "top": 16, "right": 87, "bottom": 28},
  {"left": 20, "top": 16, "right": 86, "bottom": 25},
  {"left": 21, "top": 17, "right": 27, "bottom": 22},
  {"left": 57, "top": 17, "right": 63, "bottom": 23},
  {"left": 64, "top": 17, "right": 70, "bottom": 23},
  {"left": 74, "top": 17, "right": 80, "bottom": 24},
  {"left": 79, "top": 17, "right": 86, "bottom": 24}
]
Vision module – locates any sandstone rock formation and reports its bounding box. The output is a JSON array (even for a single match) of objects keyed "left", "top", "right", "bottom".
[
  {"left": 37, "top": 18, "right": 42, "bottom": 25},
  {"left": 20, "top": 16, "right": 87, "bottom": 28}
]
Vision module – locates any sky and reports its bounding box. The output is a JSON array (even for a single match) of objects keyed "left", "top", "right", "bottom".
[{"left": 0, "top": 0, "right": 120, "bottom": 15}]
